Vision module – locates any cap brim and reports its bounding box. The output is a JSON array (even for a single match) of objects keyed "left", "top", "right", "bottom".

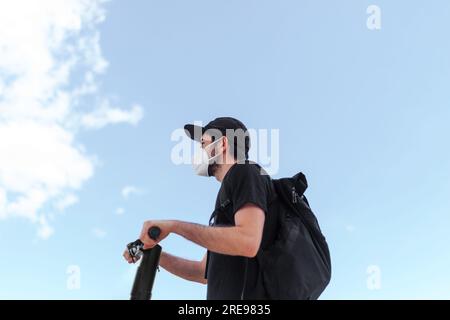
[{"left": 184, "top": 124, "right": 205, "bottom": 142}]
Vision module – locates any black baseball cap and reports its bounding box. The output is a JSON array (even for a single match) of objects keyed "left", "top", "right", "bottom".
[{"left": 184, "top": 117, "right": 250, "bottom": 159}]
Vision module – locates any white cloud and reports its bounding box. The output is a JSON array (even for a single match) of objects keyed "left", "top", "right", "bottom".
[
  {"left": 0, "top": 188, "right": 7, "bottom": 219},
  {"left": 54, "top": 194, "right": 79, "bottom": 212},
  {"left": 116, "top": 207, "right": 125, "bottom": 215},
  {"left": 92, "top": 227, "right": 107, "bottom": 239},
  {"left": 0, "top": 0, "right": 143, "bottom": 238},
  {"left": 81, "top": 102, "right": 144, "bottom": 129},
  {"left": 121, "top": 186, "right": 143, "bottom": 200},
  {"left": 38, "top": 216, "right": 54, "bottom": 240}
]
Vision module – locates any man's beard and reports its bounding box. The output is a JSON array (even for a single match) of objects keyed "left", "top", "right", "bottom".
[{"left": 208, "top": 163, "right": 220, "bottom": 177}]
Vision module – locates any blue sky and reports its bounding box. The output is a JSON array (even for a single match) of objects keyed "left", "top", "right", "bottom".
[{"left": 1, "top": 0, "right": 450, "bottom": 299}]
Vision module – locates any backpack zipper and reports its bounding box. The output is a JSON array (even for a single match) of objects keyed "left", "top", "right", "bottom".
[{"left": 292, "top": 187, "right": 298, "bottom": 204}]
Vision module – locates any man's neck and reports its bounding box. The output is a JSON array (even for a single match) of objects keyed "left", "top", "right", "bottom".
[{"left": 215, "top": 160, "right": 237, "bottom": 182}]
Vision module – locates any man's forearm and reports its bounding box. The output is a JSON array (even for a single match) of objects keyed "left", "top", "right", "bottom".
[
  {"left": 170, "top": 220, "right": 256, "bottom": 257},
  {"left": 159, "top": 251, "right": 206, "bottom": 284}
]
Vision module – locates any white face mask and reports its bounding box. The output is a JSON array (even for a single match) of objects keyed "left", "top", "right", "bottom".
[{"left": 192, "top": 137, "right": 224, "bottom": 177}]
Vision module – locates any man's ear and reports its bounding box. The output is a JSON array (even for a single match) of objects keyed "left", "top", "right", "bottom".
[
  {"left": 222, "top": 136, "right": 234, "bottom": 163},
  {"left": 222, "top": 136, "right": 229, "bottom": 154}
]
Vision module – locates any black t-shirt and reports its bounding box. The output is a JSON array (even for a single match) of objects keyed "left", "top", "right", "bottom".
[{"left": 205, "top": 161, "right": 276, "bottom": 300}]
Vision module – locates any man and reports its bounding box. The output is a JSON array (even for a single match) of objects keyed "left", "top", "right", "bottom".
[{"left": 123, "top": 117, "right": 275, "bottom": 300}]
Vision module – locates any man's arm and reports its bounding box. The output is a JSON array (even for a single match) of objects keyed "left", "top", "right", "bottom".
[
  {"left": 172, "top": 203, "right": 265, "bottom": 258},
  {"left": 159, "top": 252, "right": 207, "bottom": 285}
]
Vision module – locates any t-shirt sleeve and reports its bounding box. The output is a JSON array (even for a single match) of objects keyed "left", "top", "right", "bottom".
[{"left": 225, "top": 164, "right": 270, "bottom": 220}]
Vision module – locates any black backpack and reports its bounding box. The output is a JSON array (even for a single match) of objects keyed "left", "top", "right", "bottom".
[{"left": 257, "top": 172, "right": 332, "bottom": 300}]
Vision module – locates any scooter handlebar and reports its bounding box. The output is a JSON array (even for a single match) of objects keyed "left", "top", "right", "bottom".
[{"left": 148, "top": 226, "right": 161, "bottom": 241}]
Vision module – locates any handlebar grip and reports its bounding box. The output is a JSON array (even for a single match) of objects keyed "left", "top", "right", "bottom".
[{"left": 148, "top": 226, "right": 161, "bottom": 241}]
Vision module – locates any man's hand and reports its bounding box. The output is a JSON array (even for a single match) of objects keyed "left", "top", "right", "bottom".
[
  {"left": 122, "top": 220, "right": 174, "bottom": 263},
  {"left": 139, "top": 220, "right": 175, "bottom": 249},
  {"left": 123, "top": 249, "right": 138, "bottom": 264}
]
